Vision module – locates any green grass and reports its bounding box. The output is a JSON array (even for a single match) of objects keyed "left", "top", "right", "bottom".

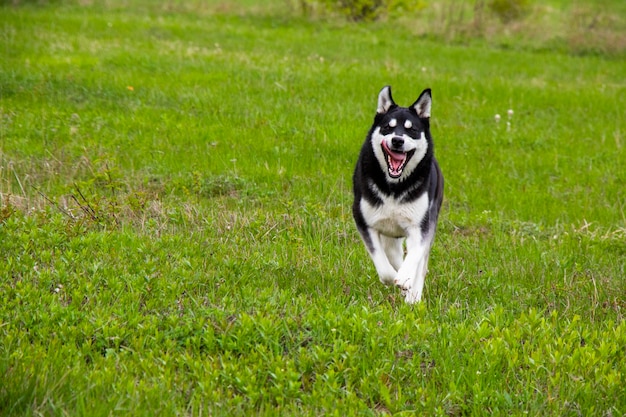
[{"left": 1, "top": 0, "right": 625, "bottom": 415}]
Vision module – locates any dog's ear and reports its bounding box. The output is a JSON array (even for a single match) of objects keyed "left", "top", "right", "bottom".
[
  {"left": 377, "top": 86, "right": 395, "bottom": 114},
  {"left": 411, "top": 88, "right": 432, "bottom": 119}
]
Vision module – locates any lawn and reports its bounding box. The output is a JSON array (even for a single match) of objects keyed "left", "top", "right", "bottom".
[{"left": 1, "top": 0, "right": 625, "bottom": 415}]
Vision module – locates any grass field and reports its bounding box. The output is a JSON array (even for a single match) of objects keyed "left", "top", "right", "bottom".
[{"left": 1, "top": 0, "right": 625, "bottom": 415}]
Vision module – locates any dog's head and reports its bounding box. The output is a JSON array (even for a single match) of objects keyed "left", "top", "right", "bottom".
[{"left": 371, "top": 86, "right": 432, "bottom": 181}]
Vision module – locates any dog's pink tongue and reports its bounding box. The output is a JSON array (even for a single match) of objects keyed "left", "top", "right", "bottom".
[
  {"left": 382, "top": 141, "right": 406, "bottom": 173},
  {"left": 387, "top": 150, "right": 406, "bottom": 171}
]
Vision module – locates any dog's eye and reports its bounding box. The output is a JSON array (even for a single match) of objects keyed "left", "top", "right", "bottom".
[
  {"left": 380, "top": 125, "right": 393, "bottom": 135},
  {"left": 407, "top": 126, "right": 420, "bottom": 136}
]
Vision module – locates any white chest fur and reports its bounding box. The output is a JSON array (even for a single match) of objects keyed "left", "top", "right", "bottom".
[{"left": 360, "top": 192, "right": 429, "bottom": 238}]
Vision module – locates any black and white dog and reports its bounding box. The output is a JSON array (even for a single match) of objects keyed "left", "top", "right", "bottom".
[{"left": 352, "top": 86, "right": 444, "bottom": 304}]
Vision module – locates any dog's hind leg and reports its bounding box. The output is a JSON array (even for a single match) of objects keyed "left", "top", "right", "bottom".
[
  {"left": 381, "top": 235, "right": 404, "bottom": 271},
  {"left": 360, "top": 228, "right": 398, "bottom": 285}
]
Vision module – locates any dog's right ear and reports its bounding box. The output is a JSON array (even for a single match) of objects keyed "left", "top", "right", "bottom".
[
  {"left": 411, "top": 88, "right": 432, "bottom": 119},
  {"left": 377, "top": 86, "right": 395, "bottom": 114}
]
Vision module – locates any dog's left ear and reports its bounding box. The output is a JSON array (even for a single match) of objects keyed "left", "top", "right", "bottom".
[{"left": 411, "top": 88, "right": 432, "bottom": 119}]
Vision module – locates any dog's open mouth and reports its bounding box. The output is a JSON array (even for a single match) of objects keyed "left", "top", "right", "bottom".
[{"left": 381, "top": 141, "right": 414, "bottom": 178}]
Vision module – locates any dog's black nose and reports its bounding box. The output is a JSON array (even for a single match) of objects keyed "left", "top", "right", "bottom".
[{"left": 391, "top": 137, "right": 404, "bottom": 148}]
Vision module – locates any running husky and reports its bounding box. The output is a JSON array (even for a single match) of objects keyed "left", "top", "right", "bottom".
[{"left": 352, "top": 86, "right": 444, "bottom": 304}]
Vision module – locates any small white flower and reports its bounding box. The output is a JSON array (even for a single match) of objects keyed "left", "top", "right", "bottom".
[
  {"left": 507, "top": 109, "right": 514, "bottom": 117},
  {"left": 494, "top": 114, "right": 501, "bottom": 122}
]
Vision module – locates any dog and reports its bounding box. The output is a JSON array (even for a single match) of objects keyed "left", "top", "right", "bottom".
[{"left": 352, "top": 86, "right": 444, "bottom": 304}]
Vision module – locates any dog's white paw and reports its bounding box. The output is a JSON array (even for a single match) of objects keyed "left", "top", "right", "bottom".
[
  {"left": 403, "top": 289, "right": 422, "bottom": 304},
  {"left": 394, "top": 276, "right": 412, "bottom": 291}
]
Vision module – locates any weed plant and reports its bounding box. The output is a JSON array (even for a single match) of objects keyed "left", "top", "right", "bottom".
[{"left": 1, "top": 0, "right": 625, "bottom": 415}]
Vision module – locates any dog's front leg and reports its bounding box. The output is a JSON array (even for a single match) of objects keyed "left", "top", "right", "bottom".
[
  {"left": 394, "top": 229, "right": 428, "bottom": 303},
  {"left": 362, "top": 228, "right": 397, "bottom": 285},
  {"left": 405, "top": 251, "right": 431, "bottom": 303}
]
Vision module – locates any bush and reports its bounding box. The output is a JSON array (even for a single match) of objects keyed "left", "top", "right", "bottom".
[
  {"left": 300, "top": 0, "right": 426, "bottom": 22},
  {"left": 488, "top": 0, "right": 532, "bottom": 23}
]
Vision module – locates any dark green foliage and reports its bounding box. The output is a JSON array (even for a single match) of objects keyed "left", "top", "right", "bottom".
[
  {"left": 301, "top": 0, "right": 426, "bottom": 21},
  {"left": 488, "top": 0, "right": 532, "bottom": 22}
]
